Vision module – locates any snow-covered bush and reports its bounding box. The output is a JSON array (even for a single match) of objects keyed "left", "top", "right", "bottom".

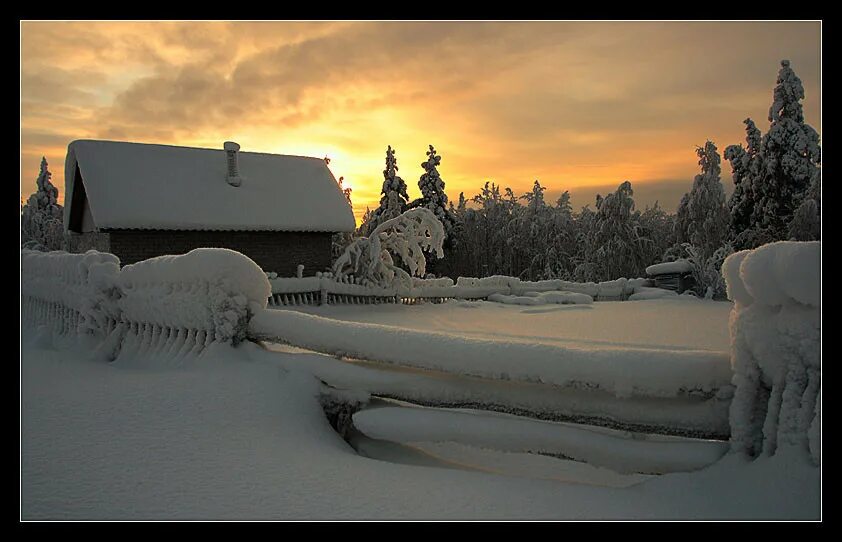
[
  {"left": 118, "top": 248, "right": 270, "bottom": 344},
  {"left": 333, "top": 208, "right": 445, "bottom": 289},
  {"left": 723, "top": 241, "right": 820, "bottom": 464}
]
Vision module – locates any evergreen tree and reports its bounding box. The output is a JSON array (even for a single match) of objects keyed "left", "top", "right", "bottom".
[
  {"left": 360, "top": 146, "right": 410, "bottom": 236},
  {"left": 411, "top": 145, "right": 456, "bottom": 240},
  {"left": 757, "top": 60, "right": 821, "bottom": 234},
  {"left": 725, "top": 60, "right": 821, "bottom": 248},
  {"left": 21, "top": 157, "right": 65, "bottom": 251},
  {"left": 676, "top": 141, "right": 729, "bottom": 259}
]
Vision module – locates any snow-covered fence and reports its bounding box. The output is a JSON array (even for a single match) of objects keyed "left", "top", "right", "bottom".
[
  {"left": 266, "top": 274, "right": 653, "bottom": 306},
  {"left": 250, "top": 309, "right": 732, "bottom": 402},
  {"left": 21, "top": 249, "right": 121, "bottom": 338},
  {"left": 22, "top": 248, "right": 271, "bottom": 362},
  {"left": 723, "top": 241, "right": 820, "bottom": 464}
]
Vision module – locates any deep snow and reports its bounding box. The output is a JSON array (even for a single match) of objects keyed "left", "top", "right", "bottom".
[{"left": 21, "top": 329, "right": 819, "bottom": 520}]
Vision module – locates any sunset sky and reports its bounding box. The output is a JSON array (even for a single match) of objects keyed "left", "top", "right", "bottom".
[{"left": 20, "top": 21, "right": 821, "bottom": 224}]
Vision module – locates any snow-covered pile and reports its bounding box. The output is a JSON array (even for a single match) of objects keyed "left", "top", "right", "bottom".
[
  {"left": 723, "top": 241, "right": 820, "bottom": 464},
  {"left": 21, "top": 249, "right": 121, "bottom": 337},
  {"left": 118, "top": 248, "right": 270, "bottom": 344},
  {"left": 646, "top": 259, "right": 693, "bottom": 276},
  {"left": 487, "top": 291, "right": 593, "bottom": 306}
]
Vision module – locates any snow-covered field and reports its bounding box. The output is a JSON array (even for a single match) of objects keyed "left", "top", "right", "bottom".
[{"left": 21, "top": 294, "right": 820, "bottom": 519}]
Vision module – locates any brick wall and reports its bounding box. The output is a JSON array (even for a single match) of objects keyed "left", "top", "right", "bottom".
[
  {"left": 103, "top": 230, "right": 333, "bottom": 276},
  {"left": 67, "top": 231, "right": 111, "bottom": 254}
]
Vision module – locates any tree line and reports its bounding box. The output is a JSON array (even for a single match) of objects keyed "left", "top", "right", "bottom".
[{"left": 346, "top": 60, "right": 820, "bottom": 298}]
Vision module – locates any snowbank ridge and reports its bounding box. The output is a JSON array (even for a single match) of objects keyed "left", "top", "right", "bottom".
[{"left": 723, "top": 241, "right": 820, "bottom": 464}]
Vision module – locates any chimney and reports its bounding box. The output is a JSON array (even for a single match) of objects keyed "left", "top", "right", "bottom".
[{"left": 224, "top": 141, "right": 242, "bottom": 187}]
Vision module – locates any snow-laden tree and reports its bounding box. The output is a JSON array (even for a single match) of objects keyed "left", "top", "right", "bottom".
[
  {"left": 21, "top": 157, "right": 66, "bottom": 251},
  {"left": 592, "top": 181, "right": 648, "bottom": 280},
  {"left": 725, "top": 60, "right": 821, "bottom": 248},
  {"left": 725, "top": 118, "right": 764, "bottom": 243},
  {"left": 758, "top": 60, "right": 821, "bottom": 233},
  {"left": 359, "top": 146, "right": 410, "bottom": 237},
  {"left": 675, "top": 142, "right": 730, "bottom": 259},
  {"left": 333, "top": 208, "right": 445, "bottom": 289},
  {"left": 411, "top": 145, "right": 456, "bottom": 239}
]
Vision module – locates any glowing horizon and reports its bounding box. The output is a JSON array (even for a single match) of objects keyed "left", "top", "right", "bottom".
[{"left": 21, "top": 21, "right": 821, "bottom": 225}]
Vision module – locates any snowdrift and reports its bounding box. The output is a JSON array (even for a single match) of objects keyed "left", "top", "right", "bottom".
[{"left": 723, "top": 241, "right": 820, "bottom": 464}]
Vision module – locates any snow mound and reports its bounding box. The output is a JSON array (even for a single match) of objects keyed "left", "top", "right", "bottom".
[
  {"left": 725, "top": 241, "right": 821, "bottom": 464},
  {"left": 646, "top": 259, "right": 692, "bottom": 276}
]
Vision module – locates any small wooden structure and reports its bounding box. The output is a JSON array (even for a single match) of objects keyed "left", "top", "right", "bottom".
[{"left": 646, "top": 259, "right": 694, "bottom": 294}]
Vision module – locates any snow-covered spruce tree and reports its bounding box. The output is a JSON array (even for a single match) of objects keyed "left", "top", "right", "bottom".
[
  {"left": 21, "top": 157, "right": 66, "bottom": 251},
  {"left": 411, "top": 145, "right": 456, "bottom": 238},
  {"left": 359, "top": 146, "right": 410, "bottom": 237},
  {"left": 675, "top": 142, "right": 730, "bottom": 259},
  {"left": 331, "top": 176, "right": 357, "bottom": 261},
  {"left": 725, "top": 60, "right": 821, "bottom": 248},
  {"left": 333, "top": 208, "right": 445, "bottom": 289}
]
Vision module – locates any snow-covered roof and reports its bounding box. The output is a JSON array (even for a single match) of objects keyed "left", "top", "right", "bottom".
[
  {"left": 64, "top": 140, "right": 355, "bottom": 233},
  {"left": 645, "top": 259, "right": 693, "bottom": 276}
]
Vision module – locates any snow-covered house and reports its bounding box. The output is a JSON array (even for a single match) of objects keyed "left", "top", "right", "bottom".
[{"left": 64, "top": 140, "right": 355, "bottom": 275}]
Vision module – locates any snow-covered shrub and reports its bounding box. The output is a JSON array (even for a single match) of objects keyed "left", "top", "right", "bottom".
[
  {"left": 118, "top": 248, "right": 271, "bottom": 344},
  {"left": 723, "top": 241, "right": 820, "bottom": 464},
  {"left": 333, "top": 208, "right": 445, "bottom": 289}
]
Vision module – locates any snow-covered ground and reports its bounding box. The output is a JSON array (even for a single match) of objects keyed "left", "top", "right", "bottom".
[
  {"left": 21, "top": 322, "right": 819, "bottom": 520},
  {"left": 290, "top": 297, "right": 732, "bottom": 352}
]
